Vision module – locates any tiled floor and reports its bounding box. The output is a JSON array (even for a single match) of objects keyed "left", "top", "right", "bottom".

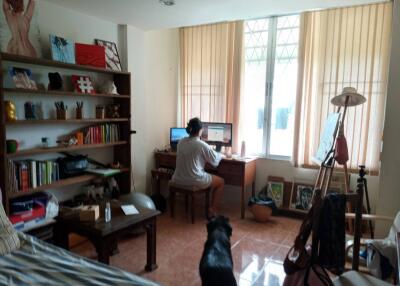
[{"left": 71, "top": 196, "right": 301, "bottom": 286}]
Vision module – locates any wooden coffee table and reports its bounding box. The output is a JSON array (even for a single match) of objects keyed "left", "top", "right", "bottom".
[{"left": 54, "top": 204, "right": 160, "bottom": 271}]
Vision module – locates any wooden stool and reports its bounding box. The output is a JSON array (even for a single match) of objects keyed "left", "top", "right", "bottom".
[{"left": 169, "top": 183, "right": 211, "bottom": 224}]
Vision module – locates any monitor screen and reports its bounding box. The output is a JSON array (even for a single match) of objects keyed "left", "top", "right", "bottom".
[
  {"left": 170, "top": 128, "right": 188, "bottom": 144},
  {"left": 201, "top": 122, "right": 232, "bottom": 147}
]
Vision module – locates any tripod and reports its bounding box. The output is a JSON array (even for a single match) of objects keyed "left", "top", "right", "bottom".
[{"left": 359, "top": 165, "right": 374, "bottom": 238}]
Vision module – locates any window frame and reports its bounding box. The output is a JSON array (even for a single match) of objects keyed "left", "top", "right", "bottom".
[{"left": 245, "top": 14, "right": 299, "bottom": 161}]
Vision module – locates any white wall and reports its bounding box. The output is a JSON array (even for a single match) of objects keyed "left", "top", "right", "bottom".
[
  {"left": 126, "top": 27, "right": 179, "bottom": 194},
  {"left": 375, "top": 0, "right": 400, "bottom": 237}
]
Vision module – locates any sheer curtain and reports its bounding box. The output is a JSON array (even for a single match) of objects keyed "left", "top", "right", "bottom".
[
  {"left": 179, "top": 21, "right": 244, "bottom": 152},
  {"left": 293, "top": 2, "right": 392, "bottom": 174}
]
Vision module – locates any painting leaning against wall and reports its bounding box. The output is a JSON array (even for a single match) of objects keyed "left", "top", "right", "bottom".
[{"left": 0, "top": 0, "right": 42, "bottom": 57}]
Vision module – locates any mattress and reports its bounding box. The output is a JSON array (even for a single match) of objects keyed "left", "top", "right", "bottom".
[{"left": 0, "top": 232, "right": 160, "bottom": 286}]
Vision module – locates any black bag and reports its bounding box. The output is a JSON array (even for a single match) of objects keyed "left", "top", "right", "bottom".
[{"left": 57, "top": 155, "right": 88, "bottom": 178}]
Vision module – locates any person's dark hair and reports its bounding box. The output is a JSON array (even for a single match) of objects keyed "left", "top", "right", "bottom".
[{"left": 186, "top": 117, "right": 203, "bottom": 136}]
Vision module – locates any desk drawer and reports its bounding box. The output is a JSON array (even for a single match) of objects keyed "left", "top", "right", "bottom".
[
  {"left": 217, "top": 163, "right": 242, "bottom": 176},
  {"left": 156, "top": 153, "right": 176, "bottom": 168}
]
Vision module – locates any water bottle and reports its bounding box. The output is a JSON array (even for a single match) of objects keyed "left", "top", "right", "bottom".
[
  {"left": 105, "top": 202, "right": 111, "bottom": 222},
  {"left": 240, "top": 141, "right": 246, "bottom": 157}
]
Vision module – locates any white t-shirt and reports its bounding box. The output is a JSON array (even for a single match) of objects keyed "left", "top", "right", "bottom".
[{"left": 171, "top": 137, "right": 222, "bottom": 188}]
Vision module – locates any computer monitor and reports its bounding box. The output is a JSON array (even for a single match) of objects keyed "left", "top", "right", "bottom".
[
  {"left": 170, "top": 128, "right": 188, "bottom": 151},
  {"left": 201, "top": 122, "right": 232, "bottom": 152}
]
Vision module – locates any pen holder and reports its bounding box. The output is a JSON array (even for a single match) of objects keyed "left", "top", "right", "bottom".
[
  {"left": 57, "top": 109, "right": 67, "bottom": 120},
  {"left": 96, "top": 105, "right": 105, "bottom": 119},
  {"left": 76, "top": 107, "right": 83, "bottom": 119}
]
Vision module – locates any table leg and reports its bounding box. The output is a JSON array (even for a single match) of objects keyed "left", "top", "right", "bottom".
[
  {"left": 241, "top": 184, "right": 245, "bottom": 219},
  {"left": 94, "top": 239, "right": 112, "bottom": 265},
  {"left": 54, "top": 224, "right": 69, "bottom": 250},
  {"left": 145, "top": 218, "right": 158, "bottom": 271}
]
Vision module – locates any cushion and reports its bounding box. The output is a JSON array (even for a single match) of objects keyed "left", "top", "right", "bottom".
[
  {"left": 0, "top": 203, "right": 20, "bottom": 255},
  {"left": 332, "top": 271, "right": 391, "bottom": 286}
]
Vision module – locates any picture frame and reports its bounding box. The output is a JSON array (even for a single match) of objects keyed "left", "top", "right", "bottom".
[
  {"left": 94, "top": 39, "right": 122, "bottom": 71},
  {"left": 292, "top": 183, "right": 314, "bottom": 210},
  {"left": 72, "top": 75, "right": 96, "bottom": 94},
  {"left": 267, "top": 180, "right": 284, "bottom": 208}
]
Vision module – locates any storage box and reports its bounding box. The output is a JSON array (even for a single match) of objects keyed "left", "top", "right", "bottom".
[{"left": 79, "top": 205, "right": 100, "bottom": 222}]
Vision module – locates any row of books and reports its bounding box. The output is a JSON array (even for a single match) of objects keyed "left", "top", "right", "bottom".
[
  {"left": 11, "top": 160, "right": 60, "bottom": 192},
  {"left": 83, "top": 124, "right": 120, "bottom": 145}
]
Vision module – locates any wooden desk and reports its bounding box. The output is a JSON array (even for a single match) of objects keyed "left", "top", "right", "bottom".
[{"left": 154, "top": 151, "right": 258, "bottom": 219}]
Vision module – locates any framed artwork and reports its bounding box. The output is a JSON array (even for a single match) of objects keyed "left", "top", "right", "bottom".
[
  {"left": 328, "top": 172, "right": 348, "bottom": 194},
  {"left": 50, "top": 35, "right": 75, "bottom": 64},
  {"left": 0, "top": 0, "right": 42, "bottom": 57},
  {"left": 267, "top": 181, "right": 284, "bottom": 208},
  {"left": 95, "top": 39, "right": 122, "bottom": 71},
  {"left": 293, "top": 183, "right": 314, "bottom": 210},
  {"left": 9, "top": 67, "right": 37, "bottom": 89},
  {"left": 75, "top": 43, "right": 106, "bottom": 68},
  {"left": 72, "top": 75, "right": 95, "bottom": 94}
]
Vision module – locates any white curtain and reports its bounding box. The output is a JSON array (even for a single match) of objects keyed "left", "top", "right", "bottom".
[
  {"left": 179, "top": 21, "right": 244, "bottom": 152},
  {"left": 293, "top": 2, "right": 392, "bottom": 175}
]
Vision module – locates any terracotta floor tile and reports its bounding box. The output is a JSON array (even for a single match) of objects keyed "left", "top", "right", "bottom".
[{"left": 70, "top": 200, "right": 301, "bottom": 286}]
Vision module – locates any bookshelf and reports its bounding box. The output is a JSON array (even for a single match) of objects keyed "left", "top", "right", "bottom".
[{"left": 0, "top": 53, "right": 132, "bottom": 217}]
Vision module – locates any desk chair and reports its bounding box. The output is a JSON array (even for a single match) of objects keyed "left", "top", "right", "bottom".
[{"left": 169, "top": 182, "right": 211, "bottom": 224}]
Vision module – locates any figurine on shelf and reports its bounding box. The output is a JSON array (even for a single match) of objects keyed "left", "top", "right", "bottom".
[
  {"left": 48, "top": 72, "right": 63, "bottom": 90},
  {"left": 5, "top": 100, "right": 17, "bottom": 121},
  {"left": 106, "top": 104, "right": 120, "bottom": 118},
  {"left": 57, "top": 136, "right": 78, "bottom": 147},
  {"left": 99, "top": 80, "right": 119, "bottom": 95},
  {"left": 24, "top": 101, "right": 36, "bottom": 120}
]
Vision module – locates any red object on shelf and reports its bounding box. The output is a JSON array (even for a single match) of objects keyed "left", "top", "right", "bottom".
[
  {"left": 75, "top": 43, "right": 106, "bottom": 68},
  {"left": 72, "top": 75, "right": 96, "bottom": 94},
  {"left": 9, "top": 203, "right": 46, "bottom": 225}
]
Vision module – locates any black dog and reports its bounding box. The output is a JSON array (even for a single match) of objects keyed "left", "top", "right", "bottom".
[{"left": 199, "top": 216, "right": 237, "bottom": 286}]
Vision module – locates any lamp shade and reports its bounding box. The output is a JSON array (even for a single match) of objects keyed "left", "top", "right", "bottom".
[{"left": 331, "top": 87, "right": 366, "bottom": 107}]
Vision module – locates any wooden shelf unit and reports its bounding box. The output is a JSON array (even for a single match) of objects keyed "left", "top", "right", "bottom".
[
  {"left": 6, "top": 118, "right": 129, "bottom": 125},
  {"left": 6, "top": 141, "right": 128, "bottom": 158},
  {"left": 0, "top": 53, "right": 132, "bottom": 216},
  {"left": 8, "top": 168, "right": 130, "bottom": 199},
  {"left": 3, "top": 88, "right": 130, "bottom": 99}
]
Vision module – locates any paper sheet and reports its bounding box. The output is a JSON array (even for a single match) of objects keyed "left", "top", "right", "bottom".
[{"left": 121, "top": 204, "right": 139, "bottom": 215}]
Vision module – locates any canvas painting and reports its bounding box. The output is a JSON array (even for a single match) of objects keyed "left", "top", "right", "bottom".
[
  {"left": 9, "top": 67, "right": 37, "bottom": 89},
  {"left": 75, "top": 43, "right": 106, "bottom": 68},
  {"left": 50, "top": 35, "right": 75, "bottom": 64},
  {"left": 267, "top": 181, "right": 284, "bottom": 208},
  {"left": 95, "top": 39, "right": 122, "bottom": 71},
  {"left": 312, "top": 113, "right": 340, "bottom": 164},
  {"left": 294, "top": 184, "right": 313, "bottom": 210},
  {"left": 0, "top": 0, "right": 42, "bottom": 57}
]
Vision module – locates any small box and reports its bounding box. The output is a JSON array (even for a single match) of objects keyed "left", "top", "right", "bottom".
[{"left": 79, "top": 205, "right": 100, "bottom": 222}]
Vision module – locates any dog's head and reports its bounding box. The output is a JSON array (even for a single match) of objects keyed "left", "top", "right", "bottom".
[{"left": 207, "top": 216, "right": 232, "bottom": 237}]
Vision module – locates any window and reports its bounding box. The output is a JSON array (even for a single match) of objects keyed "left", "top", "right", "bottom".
[{"left": 243, "top": 15, "right": 300, "bottom": 158}]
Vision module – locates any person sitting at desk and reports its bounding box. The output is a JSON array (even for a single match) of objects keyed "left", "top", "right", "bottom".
[{"left": 171, "top": 117, "right": 224, "bottom": 217}]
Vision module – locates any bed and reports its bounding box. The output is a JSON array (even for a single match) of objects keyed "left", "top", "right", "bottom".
[{"left": 0, "top": 232, "right": 159, "bottom": 286}]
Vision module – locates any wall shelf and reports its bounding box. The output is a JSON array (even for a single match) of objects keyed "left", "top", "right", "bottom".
[
  {"left": 1, "top": 52, "right": 130, "bottom": 76},
  {"left": 7, "top": 168, "right": 130, "bottom": 199},
  {"left": 6, "top": 118, "right": 129, "bottom": 125},
  {"left": 6, "top": 141, "right": 128, "bottom": 158},
  {"left": 3, "top": 88, "right": 130, "bottom": 99}
]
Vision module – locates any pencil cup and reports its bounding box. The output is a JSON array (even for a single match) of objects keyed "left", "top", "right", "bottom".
[
  {"left": 57, "top": 109, "right": 67, "bottom": 120},
  {"left": 76, "top": 107, "right": 83, "bottom": 119}
]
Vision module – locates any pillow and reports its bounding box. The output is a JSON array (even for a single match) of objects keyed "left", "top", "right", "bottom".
[{"left": 0, "top": 202, "right": 20, "bottom": 255}]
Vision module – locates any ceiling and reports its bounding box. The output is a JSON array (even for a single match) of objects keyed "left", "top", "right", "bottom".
[{"left": 45, "top": 0, "right": 387, "bottom": 31}]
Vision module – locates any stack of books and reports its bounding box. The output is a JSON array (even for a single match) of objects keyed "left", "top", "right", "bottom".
[
  {"left": 12, "top": 160, "right": 60, "bottom": 192},
  {"left": 83, "top": 123, "right": 120, "bottom": 144}
]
